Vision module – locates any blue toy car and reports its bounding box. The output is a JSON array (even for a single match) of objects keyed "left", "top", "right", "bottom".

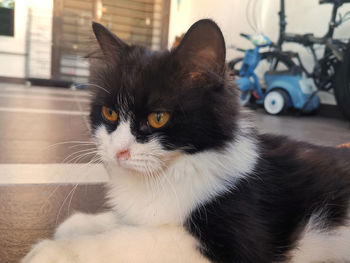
[
  {"left": 231, "top": 33, "right": 320, "bottom": 115},
  {"left": 264, "top": 69, "right": 320, "bottom": 114}
]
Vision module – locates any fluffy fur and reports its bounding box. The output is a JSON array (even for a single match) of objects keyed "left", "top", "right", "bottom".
[
  {"left": 23, "top": 19, "right": 350, "bottom": 263},
  {"left": 186, "top": 134, "right": 350, "bottom": 262},
  {"left": 100, "top": 119, "right": 258, "bottom": 226}
]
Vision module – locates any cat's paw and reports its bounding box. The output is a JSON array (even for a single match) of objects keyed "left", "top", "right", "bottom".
[
  {"left": 55, "top": 211, "right": 117, "bottom": 239},
  {"left": 22, "top": 239, "right": 76, "bottom": 263},
  {"left": 55, "top": 212, "right": 91, "bottom": 239}
]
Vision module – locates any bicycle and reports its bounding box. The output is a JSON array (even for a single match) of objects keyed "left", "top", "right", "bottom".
[
  {"left": 229, "top": 0, "right": 350, "bottom": 119},
  {"left": 276, "top": 0, "right": 350, "bottom": 119}
]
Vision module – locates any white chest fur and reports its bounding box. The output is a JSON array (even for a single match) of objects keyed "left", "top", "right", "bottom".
[{"left": 105, "top": 128, "right": 259, "bottom": 226}]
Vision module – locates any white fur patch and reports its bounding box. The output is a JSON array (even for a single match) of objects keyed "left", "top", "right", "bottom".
[
  {"left": 23, "top": 225, "right": 210, "bottom": 263},
  {"left": 289, "top": 213, "right": 350, "bottom": 263},
  {"left": 54, "top": 212, "right": 118, "bottom": 239},
  {"left": 94, "top": 119, "right": 259, "bottom": 226}
]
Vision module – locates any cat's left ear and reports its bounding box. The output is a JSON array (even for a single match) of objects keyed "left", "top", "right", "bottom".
[
  {"left": 92, "top": 22, "right": 129, "bottom": 59},
  {"left": 173, "top": 19, "right": 226, "bottom": 76}
]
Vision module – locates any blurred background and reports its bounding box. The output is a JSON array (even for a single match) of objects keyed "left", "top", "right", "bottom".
[
  {"left": 0, "top": 1, "right": 350, "bottom": 262},
  {"left": 1, "top": 0, "right": 350, "bottom": 87},
  {"left": 0, "top": 0, "right": 168, "bottom": 84}
]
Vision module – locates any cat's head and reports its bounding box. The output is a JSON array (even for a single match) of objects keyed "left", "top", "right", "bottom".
[{"left": 89, "top": 19, "right": 239, "bottom": 176}]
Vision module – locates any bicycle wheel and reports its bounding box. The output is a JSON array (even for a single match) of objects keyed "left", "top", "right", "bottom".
[
  {"left": 260, "top": 51, "right": 296, "bottom": 72},
  {"left": 228, "top": 57, "right": 243, "bottom": 76},
  {"left": 227, "top": 51, "right": 295, "bottom": 76},
  {"left": 334, "top": 41, "right": 350, "bottom": 120}
]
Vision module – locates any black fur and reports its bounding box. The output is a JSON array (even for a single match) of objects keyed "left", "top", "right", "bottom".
[
  {"left": 89, "top": 20, "right": 238, "bottom": 153},
  {"left": 90, "top": 20, "right": 350, "bottom": 262},
  {"left": 186, "top": 135, "right": 350, "bottom": 262}
]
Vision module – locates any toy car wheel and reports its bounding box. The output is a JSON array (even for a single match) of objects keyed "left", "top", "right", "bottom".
[
  {"left": 264, "top": 90, "right": 289, "bottom": 115},
  {"left": 239, "top": 91, "right": 251, "bottom": 106}
]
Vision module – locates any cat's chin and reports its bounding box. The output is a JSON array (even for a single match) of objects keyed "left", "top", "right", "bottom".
[{"left": 106, "top": 160, "right": 163, "bottom": 178}]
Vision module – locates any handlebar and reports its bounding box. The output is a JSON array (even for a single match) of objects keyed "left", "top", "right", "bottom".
[
  {"left": 319, "top": 0, "right": 350, "bottom": 4},
  {"left": 283, "top": 33, "right": 325, "bottom": 46},
  {"left": 227, "top": 45, "right": 247, "bottom": 53},
  {"left": 239, "top": 33, "right": 272, "bottom": 47},
  {"left": 236, "top": 47, "right": 247, "bottom": 52},
  {"left": 240, "top": 33, "right": 249, "bottom": 39}
]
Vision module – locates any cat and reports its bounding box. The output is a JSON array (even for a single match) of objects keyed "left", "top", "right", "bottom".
[{"left": 22, "top": 19, "right": 350, "bottom": 263}]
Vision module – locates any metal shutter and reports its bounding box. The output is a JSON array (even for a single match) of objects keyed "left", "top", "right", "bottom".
[{"left": 52, "top": 0, "right": 169, "bottom": 84}]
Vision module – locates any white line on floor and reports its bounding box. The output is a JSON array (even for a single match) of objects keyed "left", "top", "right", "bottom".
[
  {"left": 0, "top": 93, "right": 91, "bottom": 103},
  {"left": 0, "top": 84, "right": 91, "bottom": 97},
  {"left": 0, "top": 107, "right": 89, "bottom": 116},
  {"left": 0, "top": 163, "right": 109, "bottom": 185}
]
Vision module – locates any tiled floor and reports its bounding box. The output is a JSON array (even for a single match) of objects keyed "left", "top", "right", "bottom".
[
  {"left": 0, "top": 83, "right": 349, "bottom": 262},
  {"left": 0, "top": 84, "right": 108, "bottom": 262}
]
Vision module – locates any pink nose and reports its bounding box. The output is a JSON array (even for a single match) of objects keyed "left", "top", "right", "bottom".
[{"left": 116, "top": 149, "right": 131, "bottom": 160}]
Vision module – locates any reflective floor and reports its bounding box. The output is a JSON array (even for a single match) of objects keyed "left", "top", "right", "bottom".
[
  {"left": 253, "top": 108, "right": 350, "bottom": 147},
  {"left": 0, "top": 83, "right": 349, "bottom": 262},
  {"left": 0, "top": 84, "right": 108, "bottom": 262}
]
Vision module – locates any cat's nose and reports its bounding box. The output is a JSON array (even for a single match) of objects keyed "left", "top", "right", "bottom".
[{"left": 116, "top": 149, "right": 131, "bottom": 160}]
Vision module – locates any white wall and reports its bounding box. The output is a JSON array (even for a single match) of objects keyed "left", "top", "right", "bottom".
[
  {"left": 26, "top": 0, "right": 53, "bottom": 79},
  {"left": 0, "top": 0, "right": 28, "bottom": 78},
  {"left": 0, "top": 0, "right": 53, "bottom": 79},
  {"left": 168, "top": 0, "right": 350, "bottom": 67},
  {"left": 168, "top": 0, "right": 251, "bottom": 60}
]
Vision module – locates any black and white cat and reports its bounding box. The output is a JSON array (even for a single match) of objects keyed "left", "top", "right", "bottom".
[{"left": 23, "top": 20, "right": 350, "bottom": 263}]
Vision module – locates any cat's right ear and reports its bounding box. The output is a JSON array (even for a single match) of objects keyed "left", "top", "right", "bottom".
[{"left": 92, "top": 22, "right": 129, "bottom": 59}]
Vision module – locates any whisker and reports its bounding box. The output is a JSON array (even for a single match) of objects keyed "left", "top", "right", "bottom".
[
  {"left": 75, "top": 83, "right": 110, "bottom": 94},
  {"left": 41, "top": 185, "right": 62, "bottom": 210},
  {"left": 69, "top": 151, "right": 99, "bottom": 164},
  {"left": 62, "top": 148, "right": 97, "bottom": 163},
  {"left": 84, "top": 155, "right": 102, "bottom": 167},
  {"left": 44, "top": 141, "right": 96, "bottom": 150},
  {"left": 56, "top": 185, "right": 79, "bottom": 226},
  {"left": 67, "top": 183, "right": 79, "bottom": 215},
  {"left": 69, "top": 143, "right": 96, "bottom": 149}
]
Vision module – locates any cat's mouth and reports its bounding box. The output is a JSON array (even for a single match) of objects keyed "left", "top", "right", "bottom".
[
  {"left": 112, "top": 154, "right": 165, "bottom": 177},
  {"left": 111, "top": 151, "right": 182, "bottom": 177},
  {"left": 94, "top": 125, "right": 180, "bottom": 177}
]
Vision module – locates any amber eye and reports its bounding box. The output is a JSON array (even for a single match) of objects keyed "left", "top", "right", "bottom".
[
  {"left": 147, "top": 112, "right": 170, "bottom": 129},
  {"left": 101, "top": 106, "right": 118, "bottom": 123}
]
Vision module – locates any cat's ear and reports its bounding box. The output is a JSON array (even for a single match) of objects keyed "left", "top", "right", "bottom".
[
  {"left": 173, "top": 19, "right": 226, "bottom": 76},
  {"left": 92, "top": 22, "right": 129, "bottom": 58}
]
